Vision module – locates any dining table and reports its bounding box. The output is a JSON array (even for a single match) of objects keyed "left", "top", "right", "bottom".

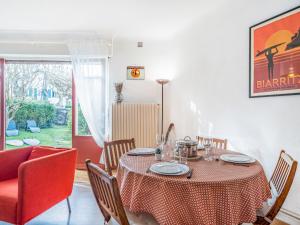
[{"left": 116, "top": 149, "right": 271, "bottom": 225}]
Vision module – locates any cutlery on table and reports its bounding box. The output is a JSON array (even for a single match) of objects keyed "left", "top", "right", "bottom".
[
  {"left": 187, "top": 168, "right": 193, "bottom": 179},
  {"left": 223, "top": 162, "right": 250, "bottom": 167}
]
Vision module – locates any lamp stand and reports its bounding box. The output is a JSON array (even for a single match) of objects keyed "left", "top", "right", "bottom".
[{"left": 156, "top": 79, "right": 169, "bottom": 136}]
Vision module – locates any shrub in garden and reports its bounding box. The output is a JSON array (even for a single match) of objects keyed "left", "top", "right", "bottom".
[
  {"left": 67, "top": 105, "right": 91, "bottom": 135},
  {"left": 13, "top": 101, "right": 56, "bottom": 129},
  {"left": 77, "top": 106, "right": 91, "bottom": 135}
]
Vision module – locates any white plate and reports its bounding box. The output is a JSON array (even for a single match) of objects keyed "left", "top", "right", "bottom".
[
  {"left": 129, "top": 148, "right": 155, "bottom": 155},
  {"left": 220, "top": 154, "right": 256, "bottom": 164},
  {"left": 150, "top": 162, "right": 190, "bottom": 176}
]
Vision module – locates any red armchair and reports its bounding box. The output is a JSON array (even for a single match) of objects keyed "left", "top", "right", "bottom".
[{"left": 0, "top": 146, "right": 77, "bottom": 225}]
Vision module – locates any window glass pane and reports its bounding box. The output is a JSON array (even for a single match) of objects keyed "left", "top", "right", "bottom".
[
  {"left": 74, "top": 58, "right": 106, "bottom": 136},
  {"left": 77, "top": 102, "right": 91, "bottom": 136},
  {"left": 5, "top": 62, "right": 72, "bottom": 149}
]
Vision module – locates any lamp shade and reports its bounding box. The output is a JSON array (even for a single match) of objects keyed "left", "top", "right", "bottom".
[{"left": 156, "top": 79, "right": 169, "bottom": 85}]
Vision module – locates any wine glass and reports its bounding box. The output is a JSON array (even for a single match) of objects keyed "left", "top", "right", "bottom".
[
  {"left": 212, "top": 146, "right": 219, "bottom": 161},
  {"left": 179, "top": 147, "right": 188, "bottom": 164}
]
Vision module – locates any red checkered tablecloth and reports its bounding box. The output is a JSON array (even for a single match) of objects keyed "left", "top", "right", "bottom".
[{"left": 116, "top": 151, "right": 271, "bottom": 225}]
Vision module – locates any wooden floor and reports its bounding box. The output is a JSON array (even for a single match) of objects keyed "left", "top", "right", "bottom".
[
  {"left": 271, "top": 219, "right": 289, "bottom": 225},
  {"left": 75, "top": 169, "right": 90, "bottom": 184}
]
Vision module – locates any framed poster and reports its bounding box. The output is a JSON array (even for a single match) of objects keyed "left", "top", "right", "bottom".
[
  {"left": 127, "top": 66, "right": 145, "bottom": 80},
  {"left": 249, "top": 6, "right": 300, "bottom": 98}
]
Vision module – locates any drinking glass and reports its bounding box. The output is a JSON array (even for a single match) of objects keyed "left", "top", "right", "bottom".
[
  {"left": 203, "top": 138, "right": 213, "bottom": 161},
  {"left": 212, "top": 148, "right": 219, "bottom": 160},
  {"left": 179, "top": 147, "right": 188, "bottom": 164}
]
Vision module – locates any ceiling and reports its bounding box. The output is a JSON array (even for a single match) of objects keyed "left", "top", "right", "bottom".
[{"left": 0, "top": 0, "right": 226, "bottom": 42}]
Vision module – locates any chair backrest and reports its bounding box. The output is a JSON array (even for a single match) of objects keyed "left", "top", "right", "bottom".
[
  {"left": 86, "top": 160, "right": 130, "bottom": 225},
  {"left": 7, "top": 120, "right": 17, "bottom": 130},
  {"left": 104, "top": 138, "right": 136, "bottom": 175},
  {"left": 164, "top": 123, "right": 175, "bottom": 144},
  {"left": 196, "top": 136, "right": 227, "bottom": 150},
  {"left": 266, "top": 150, "right": 297, "bottom": 221}
]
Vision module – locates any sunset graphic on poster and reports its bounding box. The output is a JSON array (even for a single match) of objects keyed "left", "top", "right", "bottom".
[{"left": 250, "top": 8, "right": 300, "bottom": 97}]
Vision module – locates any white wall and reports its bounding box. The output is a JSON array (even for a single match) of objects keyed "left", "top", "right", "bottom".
[
  {"left": 109, "top": 39, "right": 174, "bottom": 104},
  {"left": 166, "top": 0, "right": 300, "bottom": 215}
]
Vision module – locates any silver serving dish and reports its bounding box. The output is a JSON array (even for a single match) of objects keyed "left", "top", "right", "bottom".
[{"left": 175, "top": 136, "right": 198, "bottom": 158}]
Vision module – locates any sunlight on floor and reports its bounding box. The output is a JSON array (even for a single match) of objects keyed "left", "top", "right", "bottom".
[{"left": 75, "top": 169, "right": 90, "bottom": 185}]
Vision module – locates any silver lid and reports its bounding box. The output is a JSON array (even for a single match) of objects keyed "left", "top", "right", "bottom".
[{"left": 176, "top": 136, "right": 198, "bottom": 147}]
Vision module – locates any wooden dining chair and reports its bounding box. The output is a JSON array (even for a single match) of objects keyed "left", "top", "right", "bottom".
[
  {"left": 255, "top": 150, "right": 298, "bottom": 225},
  {"left": 104, "top": 138, "right": 136, "bottom": 176},
  {"left": 86, "top": 160, "right": 159, "bottom": 225},
  {"left": 196, "top": 136, "right": 228, "bottom": 150},
  {"left": 86, "top": 159, "right": 130, "bottom": 225}
]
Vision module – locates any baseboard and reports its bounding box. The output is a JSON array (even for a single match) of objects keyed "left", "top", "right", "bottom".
[{"left": 277, "top": 208, "right": 300, "bottom": 225}]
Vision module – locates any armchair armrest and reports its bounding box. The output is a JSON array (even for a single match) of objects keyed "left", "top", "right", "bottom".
[
  {"left": 0, "top": 147, "right": 32, "bottom": 181},
  {"left": 17, "top": 149, "right": 77, "bottom": 224}
]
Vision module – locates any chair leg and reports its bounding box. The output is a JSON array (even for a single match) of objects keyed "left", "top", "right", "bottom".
[
  {"left": 67, "top": 197, "right": 71, "bottom": 214},
  {"left": 104, "top": 219, "right": 111, "bottom": 225},
  {"left": 104, "top": 215, "right": 111, "bottom": 225},
  {"left": 254, "top": 216, "right": 271, "bottom": 225}
]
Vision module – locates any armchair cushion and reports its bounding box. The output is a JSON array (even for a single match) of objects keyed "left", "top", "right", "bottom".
[
  {"left": 28, "top": 147, "right": 65, "bottom": 160},
  {"left": 0, "top": 147, "right": 32, "bottom": 181},
  {"left": 0, "top": 178, "right": 18, "bottom": 223}
]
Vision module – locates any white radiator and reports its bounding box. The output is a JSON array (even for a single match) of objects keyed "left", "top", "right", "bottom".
[{"left": 112, "top": 103, "right": 160, "bottom": 148}]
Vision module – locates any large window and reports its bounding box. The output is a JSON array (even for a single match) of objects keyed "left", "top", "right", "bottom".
[
  {"left": 1, "top": 59, "right": 104, "bottom": 168},
  {"left": 4, "top": 61, "right": 90, "bottom": 149}
]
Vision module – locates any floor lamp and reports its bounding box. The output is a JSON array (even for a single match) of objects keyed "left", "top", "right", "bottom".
[{"left": 156, "top": 79, "right": 169, "bottom": 135}]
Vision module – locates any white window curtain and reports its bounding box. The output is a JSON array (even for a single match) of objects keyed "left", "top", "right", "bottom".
[{"left": 68, "top": 39, "right": 111, "bottom": 148}]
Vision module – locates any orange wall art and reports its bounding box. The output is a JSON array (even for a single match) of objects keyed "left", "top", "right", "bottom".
[
  {"left": 127, "top": 66, "right": 145, "bottom": 80},
  {"left": 250, "top": 6, "right": 300, "bottom": 97}
]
